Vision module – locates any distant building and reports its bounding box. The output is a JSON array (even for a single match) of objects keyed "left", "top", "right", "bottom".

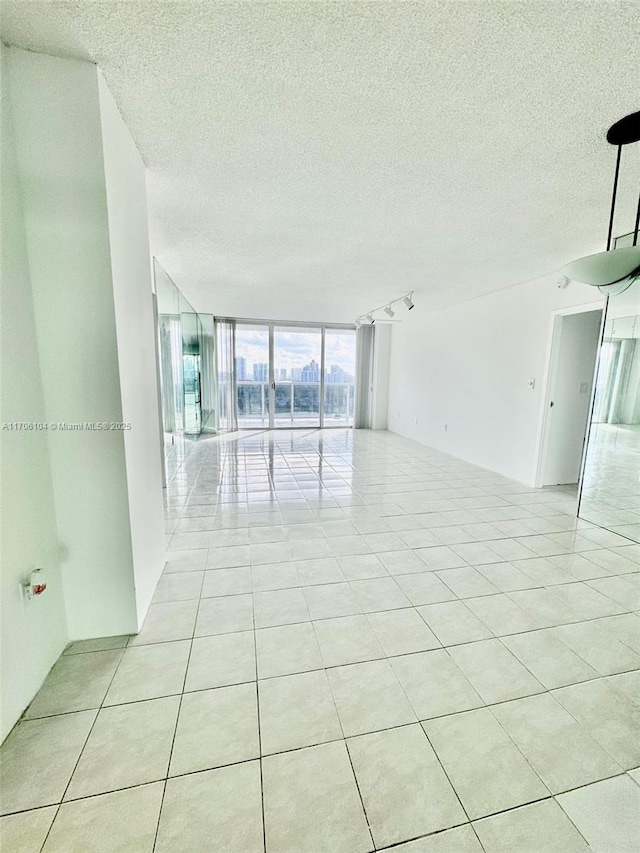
[
  {"left": 326, "top": 364, "right": 354, "bottom": 383},
  {"left": 253, "top": 362, "right": 268, "bottom": 382},
  {"left": 301, "top": 359, "right": 320, "bottom": 382},
  {"left": 235, "top": 356, "right": 246, "bottom": 381}
]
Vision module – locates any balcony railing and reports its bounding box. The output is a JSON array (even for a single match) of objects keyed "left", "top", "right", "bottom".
[{"left": 236, "top": 381, "right": 354, "bottom": 426}]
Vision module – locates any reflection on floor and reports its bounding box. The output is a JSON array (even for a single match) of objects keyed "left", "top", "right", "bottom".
[
  {"left": 237, "top": 417, "right": 354, "bottom": 428},
  {"left": 2, "top": 429, "right": 640, "bottom": 852},
  {"left": 163, "top": 432, "right": 198, "bottom": 483},
  {"left": 580, "top": 423, "right": 640, "bottom": 543}
]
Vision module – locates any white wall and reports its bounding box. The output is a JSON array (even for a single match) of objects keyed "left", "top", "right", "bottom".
[
  {"left": 387, "top": 274, "right": 604, "bottom": 485},
  {"left": 98, "top": 74, "right": 166, "bottom": 625},
  {"left": 1, "top": 47, "right": 167, "bottom": 738},
  {"left": 7, "top": 47, "right": 139, "bottom": 639},
  {"left": 0, "top": 45, "right": 69, "bottom": 741}
]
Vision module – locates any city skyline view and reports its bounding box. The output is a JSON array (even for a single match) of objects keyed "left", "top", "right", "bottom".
[
  {"left": 234, "top": 327, "right": 356, "bottom": 383},
  {"left": 236, "top": 357, "right": 353, "bottom": 384}
]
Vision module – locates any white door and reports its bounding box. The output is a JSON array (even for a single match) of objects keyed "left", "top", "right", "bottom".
[{"left": 542, "top": 310, "right": 603, "bottom": 485}]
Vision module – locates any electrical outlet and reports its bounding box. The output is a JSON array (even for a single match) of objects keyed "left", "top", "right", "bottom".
[
  {"left": 20, "top": 568, "right": 47, "bottom": 601},
  {"left": 444, "top": 423, "right": 448, "bottom": 432}
]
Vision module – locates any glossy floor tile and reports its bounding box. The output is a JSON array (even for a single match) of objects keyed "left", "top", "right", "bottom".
[
  {"left": 43, "top": 783, "right": 163, "bottom": 853},
  {"left": 64, "top": 696, "right": 180, "bottom": 799},
  {"left": 255, "top": 621, "right": 323, "bottom": 678},
  {"left": 347, "top": 724, "right": 465, "bottom": 848},
  {"left": 156, "top": 763, "right": 263, "bottom": 853},
  {"left": 0, "top": 712, "right": 96, "bottom": 815},
  {"left": 424, "top": 707, "right": 550, "bottom": 819},
  {"left": 263, "top": 741, "right": 373, "bottom": 853},
  {"left": 490, "top": 693, "right": 621, "bottom": 794},
  {"left": 169, "top": 683, "right": 259, "bottom": 775},
  {"left": 23, "top": 650, "right": 123, "bottom": 718},
  {"left": 0, "top": 806, "right": 57, "bottom": 853},
  {"left": 473, "top": 799, "right": 590, "bottom": 852},
  {"left": 2, "top": 428, "right": 638, "bottom": 851},
  {"left": 556, "top": 774, "right": 640, "bottom": 852},
  {"left": 258, "top": 669, "right": 342, "bottom": 754}
]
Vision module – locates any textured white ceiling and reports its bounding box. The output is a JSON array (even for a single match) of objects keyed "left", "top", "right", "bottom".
[{"left": 2, "top": 1, "right": 639, "bottom": 322}]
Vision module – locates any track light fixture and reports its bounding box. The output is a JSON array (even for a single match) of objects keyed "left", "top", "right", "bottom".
[{"left": 355, "top": 292, "right": 415, "bottom": 328}]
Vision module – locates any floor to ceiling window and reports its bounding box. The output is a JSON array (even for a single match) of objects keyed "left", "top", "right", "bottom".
[
  {"left": 236, "top": 324, "right": 271, "bottom": 428},
  {"left": 273, "top": 326, "right": 322, "bottom": 428},
  {"left": 324, "top": 327, "right": 357, "bottom": 427},
  {"left": 217, "top": 320, "right": 356, "bottom": 430}
]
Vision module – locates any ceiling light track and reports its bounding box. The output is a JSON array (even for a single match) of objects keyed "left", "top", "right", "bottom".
[{"left": 355, "top": 292, "right": 414, "bottom": 327}]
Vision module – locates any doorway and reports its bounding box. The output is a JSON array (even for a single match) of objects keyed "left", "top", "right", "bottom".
[{"left": 537, "top": 307, "right": 603, "bottom": 486}]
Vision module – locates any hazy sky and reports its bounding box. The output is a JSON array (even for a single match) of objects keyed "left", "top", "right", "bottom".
[{"left": 235, "top": 327, "right": 355, "bottom": 373}]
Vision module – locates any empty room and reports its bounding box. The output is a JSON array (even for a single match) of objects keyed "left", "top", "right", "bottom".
[{"left": 1, "top": 2, "right": 639, "bottom": 852}]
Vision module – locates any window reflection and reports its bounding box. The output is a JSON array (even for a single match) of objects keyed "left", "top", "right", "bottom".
[{"left": 579, "top": 300, "right": 640, "bottom": 542}]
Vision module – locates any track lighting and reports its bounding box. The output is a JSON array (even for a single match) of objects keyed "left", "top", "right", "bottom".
[{"left": 355, "top": 292, "right": 416, "bottom": 328}]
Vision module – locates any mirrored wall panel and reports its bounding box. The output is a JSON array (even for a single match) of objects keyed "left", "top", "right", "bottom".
[
  {"left": 579, "top": 287, "right": 640, "bottom": 542},
  {"left": 155, "top": 260, "right": 217, "bottom": 478}
]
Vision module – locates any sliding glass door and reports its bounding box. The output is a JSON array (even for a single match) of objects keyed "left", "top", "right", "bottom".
[
  {"left": 221, "top": 321, "right": 355, "bottom": 430},
  {"left": 324, "top": 328, "right": 356, "bottom": 427},
  {"left": 274, "top": 326, "right": 322, "bottom": 427},
  {"left": 236, "top": 324, "right": 270, "bottom": 428}
]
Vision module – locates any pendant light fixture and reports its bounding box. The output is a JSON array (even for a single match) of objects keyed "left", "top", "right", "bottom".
[{"left": 561, "top": 110, "right": 640, "bottom": 294}]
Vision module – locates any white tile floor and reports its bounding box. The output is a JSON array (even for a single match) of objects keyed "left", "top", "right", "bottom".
[{"left": 2, "top": 428, "right": 640, "bottom": 852}]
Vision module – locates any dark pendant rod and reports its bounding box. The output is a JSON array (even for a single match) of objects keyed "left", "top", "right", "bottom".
[{"left": 606, "top": 144, "right": 622, "bottom": 251}]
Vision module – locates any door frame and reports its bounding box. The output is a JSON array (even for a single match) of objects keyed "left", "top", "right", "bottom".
[
  {"left": 231, "top": 318, "right": 356, "bottom": 430},
  {"left": 532, "top": 301, "right": 605, "bottom": 488},
  {"left": 268, "top": 323, "right": 275, "bottom": 427}
]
